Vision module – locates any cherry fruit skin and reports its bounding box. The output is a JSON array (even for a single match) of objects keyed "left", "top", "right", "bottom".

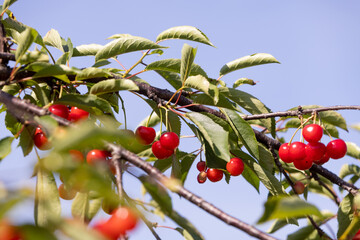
[
  {"left": 293, "top": 181, "right": 305, "bottom": 194},
  {"left": 86, "top": 149, "right": 108, "bottom": 165},
  {"left": 327, "top": 139, "right": 347, "bottom": 159},
  {"left": 305, "top": 142, "right": 326, "bottom": 162},
  {"left": 68, "top": 107, "right": 89, "bottom": 122},
  {"left": 135, "top": 126, "right": 156, "bottom": 145},
  {"left": 197, "top": 171, "right": 207, "bottom": 184},
  {"left": 226, "top": 158, "right": 244, "bottom": 176},
  {"left": 33, "top": 128, "right": 51, "bottom": 150},
  {"left": 58, "top": 183, "right": 77, "bottom": 200},
  {"left": 49, "top": 104, "right": 69, "bottom": 119},
  {"left": 159, "top": 132, "right": 179, "bottom": 150},
  {"left": 151, "top": 141, "right": 174, "bottom": 159},
  {"left": 352, "top": 229, "right": 360, "bottom": 240},
  {"left": 69, "top": 150, "right": 84, "bottom": 163},
  {"left": 196, "top": 161, "right": 206, "bottom": 172},
  {"left": 293, "top": 156, "right": 313, "bottom": 170},
  {"left": 279, "top": 143, "right": 292, "bottom": 163},
  {"left": 316, "top": 152, "right": 330, "bottom": 165},
  {"left": 106, "top": 207, "right": 138, "bottom": 236},
  {"left": 303, "top": 124, "right": 323, "bottom": 143},
  {"left": 207, "top": 168, "right": 223, "bottom": 182},
  {"left": 289, "top": 142, "right": 307, "bottom": 161}
]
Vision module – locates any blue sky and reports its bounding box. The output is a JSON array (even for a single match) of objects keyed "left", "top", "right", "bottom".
[{"left": 1, "top": 0, "right": 360, "bottom": 239}]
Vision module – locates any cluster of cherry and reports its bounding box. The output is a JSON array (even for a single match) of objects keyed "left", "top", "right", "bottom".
[
  {"left": 135, "top": 126, "right": 180, "bottom": 158},
  {"left": 279, "top": 124, "right": 347, "bottom": 170},
  {"left": 196, "top": 157, "right": 245, "bottom": 183}
]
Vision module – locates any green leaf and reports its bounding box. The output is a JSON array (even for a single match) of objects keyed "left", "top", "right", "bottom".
[
  {"left": 219, "top": 87, "right": 274, "bottom": 135},
  {"left": 146, "top": 58, "right": 207, "bottom": 78},
  {"left": 337, "top": 194, "right": 354, "bottom": 238},
  {"left": 71, "top": 192, "right": 101, "bottom": 223},
  {"left": 185, "top": 75, "right": 219, "bottom": 104},
  {"left": 241, "top": 163, "right": 260, "bottom": 193},
  {"left": 43, "top": 29, "right": 64, "bottom": 52},
  {"left": 2, "top": 0, "right": 18, "bottom": 10},
  {"left": 19, "top": 49, "right": 49, "bottom": 65},
  {"left": 32, "top": 81, "right": 50, "bottom": 106},
  {"left": 268, "top": 218, "right": 299, "bottom": 234},
  {"left": 180, "top": 44, "right": 197, "bottom": 82},
  {"left": 156, "top": 25, "right": 214, "bottom": 47},
  {"left": 258, "top": 196, "right": 322, "bottom": 223},
  {"left": 339, "top": 164, "right": 360, "bottom": 180},
  {"left": 89, "top": 79, "right": 139, "bottom": 95},
  {"left": 15, "top": 27, "right": 38, "bottom": 60},
  {"left": 186, "top": 112, "right": 230, "bottom": 164},
  {"left": 221, "top": 108, "right": 260, "bottom": 159},
  {"left": 56, "top": 94, "right": 113, "bottom": 115},
  {"left": 339, "top": 213, "right": 360, "bottom": 240},
  {"left": 18, "top": 126, "right": 33, "bottom": 156},
  {"left": 233, "top": 78, "right": 256, "bottom": 88},
  {"left": 3, "top": 17, "right": 43, "bottom": 45},
  {"left": 35, "top": 167, "right": 61, "bottom": 228},
  {"left": 346, "top": 142, "right": 360, "bottom": 160},
  {"left": 60, "top": 219, "right": 108, "bottom": 240},
  {"left": 155, "top": 70, "right": 183, "bottom": 90},
  {"left": 0, "top": 136, "right": 14, "bottom": 161},
  {"left": 220, "top": 53, "right": 280, "bottom": 76},
  {"left": 31, "top": 64, "right": 79, "bottom": 83},
  {"left": 95, "top": 36, "right": 165, "bottom": 61},
  {"left": 351, "top": 123, "right": 360, "bottom": 132},
  {"left": 18, "top": 225, "right": 57, "bottom": 240},
  {"left": 5, "top": 110, "right": 21, "bottom": 135},
  {"left": 106, "top": 33, "right": 134, "bottom": 39},
  {"left": 72, "top": 44, "right": 103, "bottom": 57},
  {"left": 76, "top": 67, "right": 112, "bottom": 81},
  {"left": 191, "top": 93, "right": 237, "bottom": 111},
  {"left": 287, "top": 224, "right": 321, "bottom": 240}
]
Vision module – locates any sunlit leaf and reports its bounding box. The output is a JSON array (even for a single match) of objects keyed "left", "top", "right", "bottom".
[
  {"left": 351, "top": 123, "right": 360, "bottom": 132},
  {"left": 146, "top": 58, "right": 207, "bottom": 78},
  {"left": 2, "top": 0, "right": 18, "bottom": 10},
  {"left": 72, "top": 44, "right": 103, "bottom": 57},
  {"left": 180, "top": 44, "right": 197, "bottom": 82},
  {"left": 339, "top": 164, "right": 360, "bottom": 180},
  {"left": 60, "top": 219, "right": 108, "bottom": 240},
  {"left": 220, "top": 53, "right": 280, "bottom": 76},
  {"left": 155, "top": 70, "right": 182, "bottom": 90},
  {"left": 15, "top": 27, "right": 38, "bottom": 60},
  {"left": 241, "top": 163, "right": 260, "bottom": 193},
  {"left": 233, "top": 78, "right": 256, "bottom": 88},
  {"left": 19, "top": 49, "right": 49, "bottom": 65},
  {"left": 90, "top": 79, "right": 139, "bottom": 95},
  {"left": 31, "top": 64, "right": 80, "bottom": 83},
  {"left": 156, "top": 26, "right": 214, "bottom": 47},
  {"left": 267, "top": 218, "right": 299, "bottom": 234},
  {"left": 185, "top": 75, "right": 219, "bottom": 104},
  {"left": 76, "top": 68, "right": 112, "bottom": 81},
  {"left": 5, "top": 111, "right": 21, "bottom": 136},
  {"left": 71, "top": 192, "right": 101, "bottom": 223},
  {"left": 0, "top": 137, "right": 14, "bottom": 161},
  {"left": 346, "top": 142, "right": 360, "bottom": 160},
  {"left": 18, "top": 225, "right": 57, "bottom": 240},
  {"left": 337, "top": 194, "right": 354, "bottom": 238},
  {"left": 43, "top": 29, "right": 64, "bottom": 52},
  {"left": 3, "top": 17, "right": 43, "bottom": 45},
  {"left": 18, "top": 126, "right": 33, "bottom": 156},
  {"left": 95, "top": 36, "right": 165, "bottom": 61}
]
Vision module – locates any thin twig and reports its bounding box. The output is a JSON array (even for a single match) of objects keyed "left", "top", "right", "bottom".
[{"left": 310, "top": 170, "right": 341, "bottom": 206}]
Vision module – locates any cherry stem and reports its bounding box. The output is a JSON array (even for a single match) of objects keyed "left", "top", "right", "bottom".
[
  {"left": 146, "top": 110, "right": 155, "bottom": 127},
  {"left": 288, "top": 116, "right": 313, "bottom": 144}
]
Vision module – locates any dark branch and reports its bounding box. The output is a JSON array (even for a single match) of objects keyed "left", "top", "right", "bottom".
[{"left": 309, "top": 170, "right": 341, "bottom": 206}]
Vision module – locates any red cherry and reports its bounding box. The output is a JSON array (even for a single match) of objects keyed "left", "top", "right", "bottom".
[
  {"left": 68, "top": 107, "right": 89, "bottom": 122},
  {"left": 226, "top": 158, "right": 244, "bottom": 176},
  {"left": 197, "top": 171, "right": 207, "bottom": 184},
  {"left": 196, "top": 161, "right": 206, "bottom": 172},
  {"left": 159, "top": 132, "right": 179, "bottom": 150},
  {"left": 0, "top": 219, "right": 21, "bottom": 240},
  {"left": 49, "top": 104, "right": 69, "bottom": 119},
  {"left": 316, "top": 152, "right": 330, "bottom": 165},
  {"left": 105, "top": 207, "right": 138, "bottom": 236},
  {"left": 58, "top": 183, "right": 77, "bottom": 200},
  {"left": 293, "top": 156, "right": 313, "bottom": 170},
  {"left": 327, "top": 139, "right": 347, "bottom": 159},
  {"left": 69, "top": 150, "right": 84, "bottom": 163},
  {"left": 305, "top": 142, "right": 326, "bottom": 162},
  {"left": 151, "top": 141, "right": 174, "bottom": 159},
  {"left": 293, "top": 181, "right": 305, "bottom": 194},
  {"left": 207, "top": 168, "right": 223, "bottom": 182},
  {"left": 279, "top": 143, "right": 292, "bottom": 163},
  {"left": 303, "top": 124, "right": 323, "bottom": 143},
  {"left": 93, "top": 220, "right": 118, "bottom": 240},
  {"left": 135, "top": 126, "right": 156, "bottom": 145},
  {"left": 353, "top": 229, "right": 360, "bottom": 240},
  {"left": 289, "top": 142, "right": 307, "bottom": 161},
  {"left": 33, "top": 128, "right": 51, "bottom": 150},
  {"left": 86, "top": 149, "right": 108, "bottom": 165}
]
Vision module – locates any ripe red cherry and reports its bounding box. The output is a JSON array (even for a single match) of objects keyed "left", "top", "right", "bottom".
[
  {"left": 196, "top": 161, "right": 206, "bottom": 172},
  {"left": 93, "top": 220, "right": 118, "bottom": 240},
  {"left": 151, "top": 141, "right": 174, "bottom": 159},
  {"left": 353, "top": 229, "right": 360, "bottom": 240},
  {"left": 69, "top": 150, "right": 84, "bottom": 163},
  {"left": 327, "top": 139, "right": 347, "bottom": 159},
  {"left": 49, "top": 104, "right": 69, "bottom": 119},
  {"left": 305, "top": 142, "right": 326, "bottom": 162},
  {"left": 33, "top": 128, "right": 51, "bottom": 150},
  {"left": 86, "top": 149, "right": 108, "bottom": 165},
  {"left": 207, "top": 168, "right": 223, "bottom": 182},
  {"left": 226, "top": 158, "right": 244, "bottom": 176},
  {"left": 135, "top": 126, "right": 156, "bottom": 145},
  {"left": 303, "top": 124, "right": 323, "bottom": 143},
  {"left": 68, "top": 107, "right": 89, "bottom": 122},
  {"left": 293, "top": 156, "right": 313, "bottom": 170},
  {"left": 197, "top": 171, "right": 207, "bottom": 184},
  {"left": 159, "top": 132, "right": 179, "bottom": 150},
  {"left": 316, "top": 152, "right": 330, "bottom": 165},
  {"left": 293, "top": 181, "right": 305, "bottom": 194},
  {"left": 106, "top": 207, "right": 138, "bottom": 236},
  {"left": 279, "top": 143, "right": 292, "bottom": 163},
  {"left": 58, "top": 183, "right": 77, "bottom": 200},
  {"left": 289, "top": 142, "right": 307, "bottom": 161}
]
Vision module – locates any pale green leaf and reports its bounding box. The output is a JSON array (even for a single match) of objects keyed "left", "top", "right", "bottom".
[
  {"left": 258, "top": 196, "right": 322, "bottom": 223},
  {"left": 31, "top": 64, "right": 80, "bottom": 83},
  {"left": 0, "top": 137, "right": 14, "bottom": 161},
  {"left": 3, "top": 17, "right": 43, "bottom": 45},
  {"left": 155, "top": 70, "right": 182, "bottom": 90},
  {"left": 75, "top": 67, "right": 112, "bottom": 81},
  {"left": 220, "top": 53, "right": 280, "bottom": 76},
  {"left": 351, "top": 123, "right": 360, "bottom": 132},
  {"left": 19, "top": 50, "right": 49, "bottom": 65},
  {"left": 346, "top": 142, "right": 360, "bottom": 160},
  {"left": 15, "top": 27, "right": 38, "bottom": 60},
  {"left": 339, "top": 164, "right": 360, "bottom": 180},
  {"left": 60, "top": 219, "right": 108, "bottom": 240},
  {"left": 337, "top": 194, "right": 354, "bottom": 238},
  {"left": 43, "top": 29, "right": 64, "bottom": 52},
  {"left": 268, "top": 218, "right": 299, "bottom": 234},
  {"left": 106, "top": 33, "right": 134, "bottom": 39},
  {"left": 90, "top": 79, "right": 139, "bottom": 95},
  {"left": 180, "top": 44, "right": 197, "bottom": 82},
  {"left": 233, "top": 78, "right": 256, "bottom": 88},
  {"left": 72, "top": 44, "right": 103, "bottom": 57},
  {"left": 35, "top": 167, "right": 61, "bottom": 227},
  {"left": 156, "top": 25, "right": 214, "bottom": 47},
  {"left": 146, "top": 58, "right": 207, "bottom": 78},
  {"left": 191, "top": 93, "right": 238, "bottom": 111},
  {"left": 241, "top": 163, "right": 260, "bottom": 193},
  {"left": 95, "top": 36, "right": 165, "bottom": 61},
  {"left": 185, "top": 75, "right": 219, "bottom": 104},
  {"left": 18, "top": 126, "right": 33, "bottom": 156},
  {"left": 2, "top": 0, "right": 18, "bottom": 10},
  {"left": 71, "top": 193, "right": 101, "bottom": 223}
]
